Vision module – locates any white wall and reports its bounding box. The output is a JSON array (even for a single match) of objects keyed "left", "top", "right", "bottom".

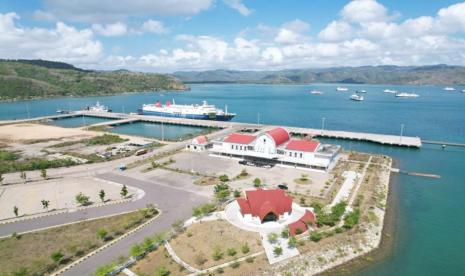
[{"left": 253, "top": 134, "right": 277, "bottom": 156}]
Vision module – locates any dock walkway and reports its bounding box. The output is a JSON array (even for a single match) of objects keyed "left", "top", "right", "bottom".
[{"left": 0, "top": 111, "right": 423, "bottom": 148}]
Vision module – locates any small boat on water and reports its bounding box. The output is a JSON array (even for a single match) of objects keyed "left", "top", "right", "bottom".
[
  {"left": 396, "top": 92, "right": 419, "bottom": 98},
  {"left": 355, "top": 90, "right": 367, "bottom": 94},
  {"left": 83, "top": 101, "right": 112, "bottom": 112},
  {"left": 462, "top": 89, "right": 465, "bottom": 93},
  {"left": 383, "top": 89, "right": 397, "bottom": 94},
  {"left": 336, "top": 87, "right": 349, "bottom": 91},
  {"left": 350, "top": 94, "right": 364, "bottom": 101},
  {"left": 310, "top": 90, "right": 323, "bottom": 95},
  {"left": 443, "top": 87, "right": 455, "bottom": 91}
]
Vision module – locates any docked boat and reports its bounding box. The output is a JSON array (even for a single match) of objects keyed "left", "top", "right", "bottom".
[
  {"left": 443, "top": 87, "right": 455, "bottom": 91},
  {"left": 310, "top": 90, "right": 323, "bottom": 95},
  {"left": 336, "top": 87, "right": 349, "bottom": 91},
  {"left": 396, "top": 92, "right": 419, "bottom": 98},
  {"left": 139, "top": 100, "right": 236, "bottom": 121},
  {"left": 83, "top": 101, "right": 111, "bottom": 112},
  {"left": 383, "top": 89, "right": 397, "bottom": 93},
  {"left": 355, "top": 90, "right": 367, "bottom": 93},
  {"left": 350, "top": 94, "right": 364, "bottom": 101}
]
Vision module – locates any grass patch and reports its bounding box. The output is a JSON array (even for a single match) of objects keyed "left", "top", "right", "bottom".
[
  {"left": 0, "top": 150, "right": 77, "bottom": 174},
  {"left": 193, "top": 176, "right": 219, "bottom": 186},
  {"left": 170, "top": 220, "right": 262, "bottom": 269},
  {"left": 85, "top": 134, "right": 128, "bottom": 145},
  {"left": 0, "top": 207, "right": 159, "bottom": 275}
]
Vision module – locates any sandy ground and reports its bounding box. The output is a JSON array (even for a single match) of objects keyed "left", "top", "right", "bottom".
[
  {"left": 0, "top": 123, "right": 96, "bottom": 142},
  {"left": 0, "top": 177, "right": 138, "bottom": 220},
  {"left": 160, "top": 150, "right": 329, "bottom": 197}
]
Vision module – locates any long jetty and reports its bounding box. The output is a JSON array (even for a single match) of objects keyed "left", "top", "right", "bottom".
[{"left": 0, "top": 111, "right": 423, "bottom": 148}]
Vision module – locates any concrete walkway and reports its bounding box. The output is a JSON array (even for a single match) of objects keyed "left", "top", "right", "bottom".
[
  {"left": 260, "top": 232, "right": 299, "bottom": 264},
  {"left": 164, "top": 241, "right": 200, "bottom": 273}
]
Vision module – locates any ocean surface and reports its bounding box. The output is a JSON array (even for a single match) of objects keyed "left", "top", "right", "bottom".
[{"left": 1, "top": 83, "right": 465, "bottom": 275}]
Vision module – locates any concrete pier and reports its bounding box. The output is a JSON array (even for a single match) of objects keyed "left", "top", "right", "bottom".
[{"left": 0, "top": 110, "right": 423, "bottom": 148}]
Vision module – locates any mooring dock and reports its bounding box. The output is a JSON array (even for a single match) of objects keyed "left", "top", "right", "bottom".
[{"left": 0, "top": 111, "right": 423, "bottom": 148}]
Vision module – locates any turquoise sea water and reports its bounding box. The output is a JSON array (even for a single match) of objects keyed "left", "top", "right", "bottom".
[
  {"left": 108, "top": 121, "right": 210, "bottom": 141},
  {"left": 47, "top": 116, "right": 114, "bottom": 128},
  {"left": 1, "top": 84, "right": 465, "bottom": 274}
]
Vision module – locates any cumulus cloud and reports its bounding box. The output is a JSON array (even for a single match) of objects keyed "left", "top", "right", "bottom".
[
  {"left": 38, "top": 0, "right": 213, "bottom": 22},
  {"left": 319, "top": 21, "right": 352, "bottom": 42},
  {"left": 223, "top": 0, "right": 252, "bottom": 16},
  {"left": 142, "top": 20, "right": 167, "bottom": 34},
  {"left": 341, "top": 0, "right": 389, "bottom": 23},
  {"left": 282, "top": 19, "right": 310, "bottom": 33},
  {"left": 0, "top": 12, "right": 102, "bottom": 65},
  {"left": 92, "top": 22, "right": 127, "bottom": 37}
]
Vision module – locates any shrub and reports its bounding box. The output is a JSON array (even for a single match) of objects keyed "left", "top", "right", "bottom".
[
  {"left": 194, "top": 253, "right": 207, "bottom": 266},
  {"left": 212, "top": 247, "right": 223, "bottom": 261},
  {"left": 50, "top": 251, "right": 64, "bottom": 264},
  {"left": 245, "top": 256, "right": 254, "bottom": 263},
  {"left": 343, "top": 209, "right": 361, "bottom": 229},
  {"left": 75, "top": 192, "right": 90, "bottom": 206},
  {"left": 253, "top": 178, "right": 261, "bottom": 187},
  {"left": 130, "top": 244, "right": 144, "bottom": 257},
  {"left": 273, "top": 246, "right": 283, "bottom": 256},
  {"left": 233, "top": 190, "right": 241, "bottom": 198},
  {"left": 295, "top": 228, "right": 303, "bottom": 235},
  {"left": 142, "top": 237, "right": 154, "bottom": 251},
  {"left": 94, "top": 263, "right": 115, "bottom": 276},
  {"left": 241, "top": 243, "right": 250, "bottom": 254},
  {"left": 97, "top": 228, "right": 107, "bottom": 240},
  {"left": 267, "top": 233, "right": 278, "bottom": 244},
  {"left": 227, "top": 248, "right": 237, "bottom": 256},
  {"left": 281, "top": 229, "right": 289, "bottom": 238},
  {"left": 154, "top": 266, "right": 170, "bottom": 276},
  {"left": 335, "top": 227, "right": 344, "bottom": 234},
  {"left": 240, "top": 168, "right": 248, "bottom": 177},
  {"left": 219, "top": 174, "right": 229, "bottom": 182},
  {"left": 192, "top": 203, "right": 215, "bottom": 217},
  {"left": 288, "top": 236, "right": 297, "bottom": 248},
  {"left": 230, "top": 261, "right": 240, "bottom": 269},
  {"left": 216, "top": 267, "right": 224, "bottom": 274},
  {"left": 310, "top": 231, "right": 323, "bottom": 242}
]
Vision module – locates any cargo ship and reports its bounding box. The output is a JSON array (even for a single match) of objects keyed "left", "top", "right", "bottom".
[{"left": 139, "top": 100, "right": 235, "bottom": 121}]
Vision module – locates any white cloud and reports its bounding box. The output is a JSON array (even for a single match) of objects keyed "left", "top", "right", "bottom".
[
  {"left": 92, "top": 22, "right": 127, "bottom": 37},
  {"left": 341, "top": 0, "right": 388, "bottom": 23},
  {"left": 142, "top": 20, "right": 167, "bottom": 34},
  {"left": 282, "top": 19, "right": 310, "bottom": 33},
  {"left": 39, "top": 0, "right": 213, "bottom": 22},
  {"left": 435, "top": 2, "right": 465, "bottom": 33},
  {"left": 261, "top": 47, "right": 283, "bottom": 64},
  {"left": 223, "top": 0, "right": 252, "bottom": 16},
  {"left": 0, "top": 12, "right": 102, "bottom": 65},
  {"left": 319, "top": 21, "right": 352, "bottom": 42}
]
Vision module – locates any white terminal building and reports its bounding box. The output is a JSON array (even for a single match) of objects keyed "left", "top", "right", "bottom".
[{"left": 209, "top": 127, "right": 340, "bottom": 171}]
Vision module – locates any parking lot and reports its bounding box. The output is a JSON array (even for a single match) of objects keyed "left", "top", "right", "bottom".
[{"left": 161, "top": 150, "right": 330, "bottom": 196}]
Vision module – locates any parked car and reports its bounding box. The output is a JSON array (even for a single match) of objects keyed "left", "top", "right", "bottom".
[
  {"left": 278, "top": 184, "right": 288, "bottom": 190},
  {"left": 135, "top": 149, "right": 147, "bottom": 156}
]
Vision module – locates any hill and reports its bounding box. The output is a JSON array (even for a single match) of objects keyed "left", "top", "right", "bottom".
[
  {"left": 174, "top": 65, "right": 465, "bottom": 85},
  {"left": 0, "top": 60, "right": 187, "bottom": 101}
]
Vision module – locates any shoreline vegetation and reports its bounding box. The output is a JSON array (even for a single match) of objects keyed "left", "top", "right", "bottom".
[{"left": 0, "top": 59, "right": 188, "bottom": 101}]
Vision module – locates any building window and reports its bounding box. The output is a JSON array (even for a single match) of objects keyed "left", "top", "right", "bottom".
[
  {"left": 289, "top": 152, "right": 292, "bottom": 157},
  {"left": 231, "top": 145, "right": 234, "bottom": 149},
  {"left": 294, "top": 152, "right": 297, "bottom": 157},
  {"left": 300, "top": 153, "right": 303, "bottom": 158},
  {"left": 236, "top": 145, "right": 238, "bottom": 150},
  {"left": 263, "top": 139, "right": 266, "bottom": 143},
  {"left": 240, "top": 146, "right": 242, "bottom": 150}
]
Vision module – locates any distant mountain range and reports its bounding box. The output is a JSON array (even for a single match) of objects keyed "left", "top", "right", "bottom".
[
  {"left": 0, "top": 59, "right": 187, "bottom": 101},
  {"left": 174, "top": 65, "right": 465, "bottom": 85}
]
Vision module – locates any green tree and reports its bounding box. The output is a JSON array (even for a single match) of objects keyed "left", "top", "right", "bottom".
[
  {"left": 253, "top": 178, "right": 261, "bottom": 187},
  {"left": 227, "top": 248, "right": 237, "bottom": 256},
  {"left": 214, "top": 183, "right": 230, "bottom": 201},
  {"left": 310, "top": 231, "right": 323, "bottom": 242},
  {"left": 75, "top": 192, "right": 90, "bottom": 206},
  {"left": 343, "top": 209, "right": 361, "bottom": 229},
  {"left": 233, "top": 190, "right": 241, "bottom": 198},
  {"left": 142, "top": 237, "right": 154, "bottom": 252},
  {"left": 20, "top": 171, "right": 26, "bottom": 183},
  {"left": 50, "top": 250, "right": 64, "bottom": 264},
  {"left": 13, "top": 206, "right": 19, "bottom": 217},
  {"left": 40, "top": 168, "right": 47, "bottom": 180},
  {"left": 97, "top": 228, "right": 108, "bottom": 240},
  {"left": 273, "top": 246, "right": 283, "bottom": 256},
  {"left": 99, "top": 189, "right": 106, "bottom": 202},
  {"left": 154, "top": 266, "right": 170, "bottom": 276},
  {"left": 120, "top": 185, "right": 128, "bottom": 198},
  {"left": 267, "top": 233, "right": 278, "bottom": 244},
  {"left": 41, "top": 199, "right": 50, "bottom": 211},
  {"left": 281, "top": 228, "right": 289, "bottom": 238}
]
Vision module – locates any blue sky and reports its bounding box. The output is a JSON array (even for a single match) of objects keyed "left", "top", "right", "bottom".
[{"left": 1, "top": 0, "right": 465, "bottom": 72}]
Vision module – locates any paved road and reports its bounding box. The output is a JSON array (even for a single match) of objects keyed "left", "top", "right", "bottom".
[{"left": 63, "top": 173, "right": 208, "bottom": 276}]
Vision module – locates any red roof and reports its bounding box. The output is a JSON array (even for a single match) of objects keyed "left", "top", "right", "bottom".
[
  {"left": 285, "top": 140, "right": 320, "bottom": 152},
  {"left": 192, "top": 135, "right": 207, "bottom": 145},
  {"left": 224, "top": 133, "right": 256, "bottom": 144},
  {"left": 288, "top": 220, "right": 308, "bottom": 236},
  {"left": 300, "top": 210, "right": 316, "bottom": 225},
  {"left": 237, "top": 189, "right": 293, "bottom": 222},
  {"left": 266, "top": 128, "right": 290, "bottom": 146}
]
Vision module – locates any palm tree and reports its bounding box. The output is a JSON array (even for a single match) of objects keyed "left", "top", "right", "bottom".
[
  {"left": 120, "top": 185, "right": 128, "bottom": 198},
  {"left": 13, "top": 206, "right": 19, "bottom": 217},
  {"left": 20, "top": 171, "right": 26, "bottom": 183},
  {"left": 40, "top": 169, "right": 47, "bottom": 180},
  {"left": 99, "top": 189, "right": 106, "bottom": 202},
  {"left": 41, "top": 199, "right": 50, "bottom": 211}
]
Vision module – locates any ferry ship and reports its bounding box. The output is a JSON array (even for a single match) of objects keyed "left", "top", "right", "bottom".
[
  {"left": 443, "top": 87, "right": 455, "bottom": 91},
  {"left": 310, "top": 90, "right": 323, "bottom": 95},
  {"left": 383, "top": 89, "right": 397, "bottom": 94},
  {"left": 336, "top": 87, "right": 349, "bottom": 91},
  {"left": 139, "top": 100, "right": 235, "bottom": 121}
]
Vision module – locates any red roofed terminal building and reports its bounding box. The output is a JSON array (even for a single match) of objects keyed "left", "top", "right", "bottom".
[
  {"left": 211, "top": 127, "right": 340, "bottom": 171},
  {"left": 235, "top": 189, "right": 317, "bottom": 236}
]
